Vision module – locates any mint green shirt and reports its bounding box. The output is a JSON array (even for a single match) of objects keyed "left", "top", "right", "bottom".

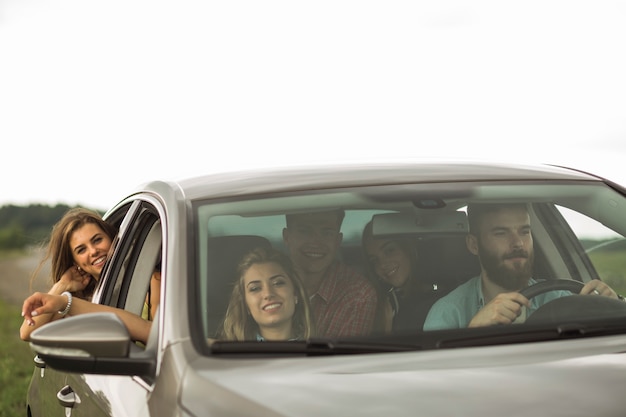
[{"left": 423, "top": 277, "right": 570, "bottom": 331}]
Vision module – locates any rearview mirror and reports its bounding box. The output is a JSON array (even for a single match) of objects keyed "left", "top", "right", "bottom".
[{"left": 371, "top": 211, "right": 468, "bottom": 237}]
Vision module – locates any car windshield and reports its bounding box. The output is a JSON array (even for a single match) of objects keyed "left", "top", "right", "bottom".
[{"left": 193, "top": 179, "right": 626, "bottom": 351}]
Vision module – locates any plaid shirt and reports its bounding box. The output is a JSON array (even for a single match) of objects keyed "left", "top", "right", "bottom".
[{"left": 309, "top": 261, "right": 377, "bottom": 338}]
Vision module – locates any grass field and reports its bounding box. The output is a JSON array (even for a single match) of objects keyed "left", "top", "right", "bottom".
[
  {"left": 588, "top": 251, "right": 626, "bottom": 295},
  {"left": 0, "top": 300, "right": 36, "bottom": 417}
]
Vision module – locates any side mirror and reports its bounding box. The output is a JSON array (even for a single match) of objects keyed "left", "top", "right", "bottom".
[{"left": 30, "top": 312, "right": 155, "bottom": 377}]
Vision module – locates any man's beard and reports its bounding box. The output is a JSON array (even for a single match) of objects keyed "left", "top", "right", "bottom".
[{"left": 478, "top": 245, "right": 534, "bottom": 291}]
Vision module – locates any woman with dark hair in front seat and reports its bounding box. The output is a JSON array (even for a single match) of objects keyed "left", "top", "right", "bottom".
[{"left": 362, "top": 220, "right": 438, "bottom": 334}]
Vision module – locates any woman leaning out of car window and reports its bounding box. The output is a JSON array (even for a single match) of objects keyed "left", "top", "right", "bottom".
[{"left": 19, "top": 207, "right": 152, "bottom": 345}]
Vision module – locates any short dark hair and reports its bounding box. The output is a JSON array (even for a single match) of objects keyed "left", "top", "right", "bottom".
[
  {"left": 285, "top": 209, "right": 345, "bottom": 229},
  {"left": 466, "top": 203, "right": 530, "bottom": 235}
]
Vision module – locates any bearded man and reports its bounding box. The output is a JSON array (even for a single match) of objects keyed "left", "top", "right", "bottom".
[{"left": 423, "top": 203, "right": 617, "bottom": 330}]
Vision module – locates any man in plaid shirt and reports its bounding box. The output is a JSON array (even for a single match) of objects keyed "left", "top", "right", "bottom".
[{"left": 283, "top": 209, "right": 377, "bottom": 337}]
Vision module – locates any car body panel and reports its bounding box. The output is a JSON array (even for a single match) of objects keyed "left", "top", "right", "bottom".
[
  {"left": 172, "top": 161, "right": 604, "bottom": 202},
  {"left": 180, "top": 335, "right": 626, "bottom": 417},
  {"left": 63, "top": 374, "right": 149, "bottom": 417}
]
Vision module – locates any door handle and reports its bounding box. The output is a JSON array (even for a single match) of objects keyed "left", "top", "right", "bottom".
[
  {"left": 57, "top": 385, "right": 81, "bottom": 408},
  {"left": 34, "top": 355, "right": 46, "bottom": 368},
  {"left": 34, "top": 355, "right": 46, "bottom": 377}
]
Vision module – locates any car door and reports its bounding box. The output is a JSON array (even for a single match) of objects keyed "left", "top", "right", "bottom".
[
  {"left": 29, "top": 198, "right": 164, "bottom": 417},
  {"left": 26, "top": 354, "right": 68, "bottom": 417}
]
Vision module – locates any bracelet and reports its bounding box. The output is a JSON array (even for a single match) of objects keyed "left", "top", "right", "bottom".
[
  {"left": 618, "top": 294, "right": 626, "bottom": 302},
  {"left": 58, "top": 291, "right": 73, "bottom": 316}
]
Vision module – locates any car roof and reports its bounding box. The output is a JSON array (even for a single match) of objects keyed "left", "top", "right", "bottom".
[{"left": 137, "top": 159, "right": 605, "bottom": 203}]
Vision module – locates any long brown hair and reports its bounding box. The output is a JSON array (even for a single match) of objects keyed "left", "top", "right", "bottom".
[
  {"left": 218, "top": 247, "right": 315, "bottom": 341},
  {"left": 361, "top": 219, "right": 422, "bottom": 334},
  {"left": 30, "top": 207, "right": 116, "bottom": 299},
  {"left": 361, "top": 220, "right": 421, "bottom": 294}
]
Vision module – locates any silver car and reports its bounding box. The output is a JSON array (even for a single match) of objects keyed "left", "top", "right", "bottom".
[{"left": 26, "top": 160, "right": 626, "bottom": 416}]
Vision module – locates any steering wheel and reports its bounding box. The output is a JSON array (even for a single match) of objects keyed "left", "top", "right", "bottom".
[
  {"left": 518, "top": 279, "right": 584, "bottom": 299},
  {"left": 520, "top": 279, "right": 626, "bottom": 324}
]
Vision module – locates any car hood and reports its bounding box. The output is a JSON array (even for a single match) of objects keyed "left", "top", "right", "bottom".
[{"left": 180, "top": 335, "right": 626, "bottom": 417}]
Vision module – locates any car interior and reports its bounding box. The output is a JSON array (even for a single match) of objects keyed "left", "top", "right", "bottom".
[{"left": 195, "top": 180, "right": 626, "bottom": 342}]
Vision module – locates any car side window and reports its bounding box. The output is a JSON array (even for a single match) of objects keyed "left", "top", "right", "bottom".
[
  {"left": 557, "top": 205, "right": 626, "bottom": 295},
  {"left": 100, "top": 201, "right": 164, "bottom": 325}
]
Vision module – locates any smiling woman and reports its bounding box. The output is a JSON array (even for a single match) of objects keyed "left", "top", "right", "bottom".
[
  {"left": 19, "top": 208, "right": 117, "bottom": 341},
  {"left": 217, "top": 247, "right": 314, "bottom": 341},
  {"left": 19, "top": 206, "right": 154, "bottom": 344}
]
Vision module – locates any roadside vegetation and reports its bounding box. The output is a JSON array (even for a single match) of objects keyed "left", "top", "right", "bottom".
[
  {"left": 588, "top": 250, "right": 626, "bottom": 295},
  {"left": 0, "top": 204, "right": 104, "bottom": 251},
  {"left": 0, "top": 299, "right": 34, "bottom": 417}
]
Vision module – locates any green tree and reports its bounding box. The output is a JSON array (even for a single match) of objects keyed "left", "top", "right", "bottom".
[{"left": 0, "top": 204, "right": 105, "bottom": 251}]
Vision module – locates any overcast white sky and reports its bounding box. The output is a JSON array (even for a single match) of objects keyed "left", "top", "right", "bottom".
[{"left": 1, "top": 1, "right": 625, "bottom": 211}]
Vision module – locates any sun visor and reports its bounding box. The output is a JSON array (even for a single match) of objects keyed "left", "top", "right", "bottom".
[{"left": 371, "top": 211, "right": 468, "bottom": 237}]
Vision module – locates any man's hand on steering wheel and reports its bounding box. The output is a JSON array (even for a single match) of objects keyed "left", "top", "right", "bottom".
[
  {"left": 580, "top": 279, "right": 618, "bottom": 299},
  {"left": 468, "top": 292, "right": 531, "bottom": 328}
]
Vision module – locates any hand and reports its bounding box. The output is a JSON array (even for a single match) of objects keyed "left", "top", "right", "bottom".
[
  {"left": 21, "top": 292, "right": 68, "bottom": 326},
  {"left": 580, "top": 279, "right": 618, "bottom": 299},
  {"left": 468, "top": 292, "right": 530, "bottom": 327},
  {"left": 58, "top": 266, "right": 92, "bottom": 293}
]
